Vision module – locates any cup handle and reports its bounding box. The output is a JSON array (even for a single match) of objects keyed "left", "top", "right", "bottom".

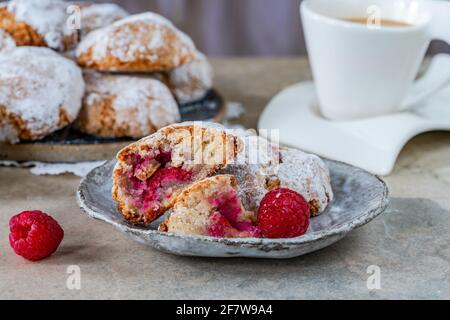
[{"left": 401, "top": 0, "right": 450, "bottom": 111}]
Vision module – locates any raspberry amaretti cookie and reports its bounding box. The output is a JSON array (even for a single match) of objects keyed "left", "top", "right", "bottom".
[
  {"left": 0, "top": 46, "right": 84, "bottom": 143},
  {"left": 159, "top": 175, "right": 260, "bottom": 238},
  {"left": 112, "top": 123, "right": 242, "bottom": 225},
  {"left": 76, "top": 12, "right": 196, "bottom": 72},
  {"left": 0, "top": 0, "right": 78, "bottom": 51},
  {"left": 75, "top": 70, "right": 180, "bottom": 138}
]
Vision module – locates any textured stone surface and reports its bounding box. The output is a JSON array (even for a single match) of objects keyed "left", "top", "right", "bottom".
[{"left": 0, "top": 58, "right": 449, "bottom": 299}]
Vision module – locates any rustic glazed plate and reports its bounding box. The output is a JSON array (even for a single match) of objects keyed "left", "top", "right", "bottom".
[
  {"left": 77, "top": 159, "right": 389, "bottom": 259},
  {"left": 0, "top": 90, "right": 225, "bottom": 162}
]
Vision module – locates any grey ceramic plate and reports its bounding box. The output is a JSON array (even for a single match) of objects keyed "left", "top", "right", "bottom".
[{"left": 77, "top": 159, "right": 389, "bottom": 259}]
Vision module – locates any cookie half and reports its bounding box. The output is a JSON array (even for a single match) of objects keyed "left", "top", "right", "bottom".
[
  {"left": 159, "top": 175, "right": 259, "bottom": 238},
  {"left": 78, "top": 3, "right": 129, "bottom": 37},
  {"left": 112, "top": 122, "right": 242, "bottom": 225}
]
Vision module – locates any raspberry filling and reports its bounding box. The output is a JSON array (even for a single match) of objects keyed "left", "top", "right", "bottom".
[
  {"left": 207, "top": 188, "right": 260, "bottom": 238},
  {"left": 124, "top": 148, "right": 193, "bottom": 218},
  {"left": 139, "top": 168, "right": 192, "bottom": 210}
]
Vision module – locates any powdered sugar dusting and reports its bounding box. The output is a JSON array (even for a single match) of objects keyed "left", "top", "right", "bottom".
[
  {"left": 83, "top": 70, "right": 180, "bottom": 134},
  {"left": 0, "top": 28, "right": 16, "bottom": 52},
  {"left": 80, "top": 3, "right": 129, "bottom": 36},
  {"left": 76, "top": 12, "right": 196, "bottom": 69},
  {"left": 0, "top": 47, "right": 84, "bottom": 143},
  {"left": 277, "top": 148, "right": 333, "bottom": 213},
  {"left": 170, "top": 51, "right": 213, "bottom": 103},
  {"left": 114, "top": 12, "right": 193, "bottom": 45},
  {"left": 7, "top": 0, "right": 77, "bottom": 50},
  {"left": 116, "top": 11, "right": 195, "bottom": 48}
]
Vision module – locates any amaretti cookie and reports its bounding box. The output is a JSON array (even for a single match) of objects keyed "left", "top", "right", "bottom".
[
  {"left": 79, "top": 3, "right": 129, "bottom": 37},
  {"left": 112, "top": 123, "right": 242, "bottom": 225},
  {"left": 0, "top": 0, "right": 78, "bottom": 51},
  {"left": 159, "top": 175, "right": 260, "bottom": 238},
  {"left": 75, "top": 70, "right": 180, "bottom": 139},
  {"left": 276, "top": 148, "right": 333, "bottom": 215},
  {"left": 0, "top": 47, "right": 84, "bottom": 143},
  {"left": 168, "top": 51, "right": 214, "bottom": 104},
  {"left": 221, "top": 135, "right": 333, "bottom": 216},
  {"left": 77, "top": 12, "right": 196, "bottom": 72}
]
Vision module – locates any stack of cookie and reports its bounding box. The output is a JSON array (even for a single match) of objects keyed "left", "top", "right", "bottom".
[{"left": 0, "top": 0, "right": 213, "bottom": 144}]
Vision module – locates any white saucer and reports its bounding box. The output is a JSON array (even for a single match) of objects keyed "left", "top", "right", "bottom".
[{"left": 258, "top": 81, "right": 450, "bottom": 176}]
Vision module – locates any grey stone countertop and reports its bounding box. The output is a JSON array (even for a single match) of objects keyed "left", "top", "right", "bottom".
[{"left": 0, "top": 58, "right": 449, "bottom": 299}]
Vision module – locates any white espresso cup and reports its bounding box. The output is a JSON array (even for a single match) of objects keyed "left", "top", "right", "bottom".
[{"left": 301, "top": 0, "right": 450, "bottom": 120}]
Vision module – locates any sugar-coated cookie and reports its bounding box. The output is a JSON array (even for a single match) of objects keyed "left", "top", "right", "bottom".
[
  {"left": 77, "top": 12, "right": 196, "bottom": 72},
  {"left": 0, "top": 0, "right": 78, "bottom": 51},
  {"left": 75, "top": 70, "right": 181, "bottom": 139},
  {"left": 168, "top": 51, "right": 214, "bottom": 104},
  {"left": 0, "top": 47, "right": 84, "bottom": 143},
  {"left": 79, "top": 3, "right": 129, "bottom": 37}
]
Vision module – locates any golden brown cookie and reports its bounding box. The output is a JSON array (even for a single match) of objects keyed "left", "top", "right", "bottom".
[
  {"left": 76, "top": 12, "right": 196, "bottom": 72},
  {"left": 75, "top": 70, "right": 181, "bottom": 139},
  {"left": 0, "top": 0, "right": 78, "bottom": 51},
  {"left": 0, "top": 47, "right": 84, "bottom": 143}
]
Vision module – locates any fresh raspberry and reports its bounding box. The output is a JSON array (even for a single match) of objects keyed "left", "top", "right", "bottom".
[
  {"left": 9, "top": 210, "right": 64, "bottom": 261},
  {"left": 257, "top": 188, "right": 310, "bottom": 238}
]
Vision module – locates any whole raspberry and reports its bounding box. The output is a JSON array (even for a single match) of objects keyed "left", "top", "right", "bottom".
[
  {"left": 9, "top": 210, "right": 64, "bottom": 261},
  {"left": 257, "top": 188, "right": 310, "bottom": 238}
]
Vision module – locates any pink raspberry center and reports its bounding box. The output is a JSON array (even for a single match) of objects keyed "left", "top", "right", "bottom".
[
  {"left": 143, "top": 167, "right": 192, "bottom": 207},
  {"left": 207, "top": 188, "right": 260, "bottom": 238},
  {"left": 125, "top": 148, "right": 194, "bottom": 216}
]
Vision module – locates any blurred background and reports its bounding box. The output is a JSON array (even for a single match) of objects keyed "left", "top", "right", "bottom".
[{"left": 81, "top": 0, "right": 450, "bottom": 56}]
